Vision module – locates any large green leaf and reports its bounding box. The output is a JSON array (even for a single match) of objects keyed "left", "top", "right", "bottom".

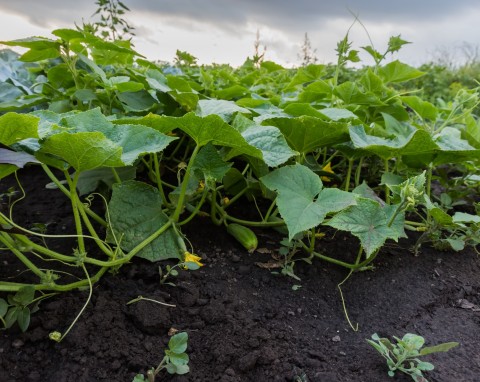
[
  {"left": 0, "top": 37, "right": 61, "bottom": 62},
  {"left": 263, "top": 116, "right": 349, "bottom": 154},
  {"left": 57, "top": 108, "right": 177, "bottom": 165},
  {"left": 348, "top": 124, "right": 437, "bottom": 159},
  {"left": 0, "top": 113, "right": 39, "bottom": 145},
  {"left": 227, "top": 115, "right": 297, "bottom": 167},
  {"left": 334, "top": 81, "right": 384, "bottom": 106},
  {"left": 379, "top": 61, "right": 425, "bottom": 83},
  {"left": 401, "top": 96, "right": 438, "bottom": 121},
  {"left": 433, "top": 127, "right": 480, "bottom": 164},
  {"left": 193, "top": 143, "right": 232, "bottom": 182},
  {"left": 0, "top": 148, "right": 40, "bottom": 168},
  {"left": 159, "top": 113, "right": 263, "bottom": 159},
  {"left": 326, "top": 198, "right": 405, "bottom": 257},
  {"left": 167, "top": 76, "right": 198, "bottom": 111},
  {"left": 261, "top": 164, "right": 356, "bottom": 240},
  {"left": 39, "top": 132, "right": 124, "bottom": 172},
  {"left": 108, "top": 181, "right": 183, "bottom": 261},
  {"left": 196, "top": 99, "right": 250, "bottom": 122}
]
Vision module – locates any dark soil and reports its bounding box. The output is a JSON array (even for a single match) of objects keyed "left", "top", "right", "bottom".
[{"left": 1, "top": 167, "right": 480, "bottom": 382}]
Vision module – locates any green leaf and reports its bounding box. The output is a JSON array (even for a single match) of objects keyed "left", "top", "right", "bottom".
[
  {"left": 117, "top": 90, "right": 157, "bottom": 112},
  {"left": 402, "top": 333, "right": 425, "bottom": 350},
  {"left": 0, "top": 148, "right": 40, "bottom": 168},
  {"left": 108, "top": 181, "right": 183, "bottom": 261},
  {"left": 0, "top": 164, "right": 18, "bottom": 180},
  {"left": 0, "top": 113, "right": 39, "bottom": 145},
  {"left": 20, "top": 48, "right": 60, "bottom": 62},
  {"left": 401, "top": 96, "right": 438, "bottom": 121},
  {"left": 387, "top": 35, "right": 411, "bottom": 53},
  {"left": 283, "top": 103, "right": 326, "bottom": 119},
  {"left": 326, "top": 198, "right": 404, "bottom": 257},
  {"left": 193, "top": 143, "right": 232, "bottom": 182},
  {"left": 161, "top": 113, "right": 263, "bottom": 159},
  {"left": 17, "top": 307, "right": 31, "bottom": 332},
  {"left": 379, "top": 61, "right": 425, "bottom": 83},
  {"left": 51, "top": 28, "right": 85, "bottom": 41},
  {"left": 261, "top": 164, "right": 356, "bottom": 240},
  {"left": 40, "top": 132, "right": 124, "bottom": 172},
  {"left": 446, "top": 239, "right": 465, "bottom": 251},
  {"left": 0, "top": 298, "right": 8, "bottom": 317},
  {"left": 168, "top": 332, "right": 188, "bottom": 353},
  {"left": 4, "top": 307, "right": 19, "bottom": 328},
  {"left": 348, "top": 124, "right": 437, "bottom": 159},
  {"left": 166, "top": 363, "right": 190, "bottom": 375},
  {"left": 58, "top": 109, "right": 176, "bottom": 165},
  {"left": 13, "top": 285, "right": 35, "bottom": 305},
  {"left": 452, "top": 212, "right": 480, "bottom": 224},
  {"left": 167, "top": 352, "right": 189, "bottom": 366},
  {"left": 334, "top": 81, "right": 383, "bottom": 106},
  {"left": 167, "top": 76, "right": 198, "bottom": 111},
  {"left": 416, "top": 361, "right": 434, "bottom": 371},
  {"left": 132, "top": 374, "right": 146, "bottom": 382},
  {"left": 433, "top": 127, "right": 480, "bottom": 164},
  {"left": 419, "top": 342, "right": 459, "bottom": 356},
  {"left": 319, "top": 108, "right": 358, "bottom": 121},
  {"left": 0, "top": 82, "right": 24, "bottom": 103},
  {"left": 196, "top": 99, "right": 250, "bottom": 122},
  {"left": 227, "top": 115, "right": 297, "bottom": 167},
  {"left": 76, "top": 166, "right": 136, "bottom": 195},
  {"left": 264, "top": 116, "right": 349, "bottom": 154}
]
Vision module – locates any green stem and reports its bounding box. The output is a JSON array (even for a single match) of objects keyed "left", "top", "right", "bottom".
[
  {"left": 220, "top": 210, "right": 285, "bottom": 228},
  {"left": 0, "top": 233, "right": 47, "bottom": 280},
  {"left": 171, "top": 145, "right": 200, "bottom": 223},
  {"left": 65, "top": 171, "right": 85, "bottom": 254},
  {"left": 221, "top": 187, "right": 249, "bottom": 209},
  {"left": 263, "top": 199, "right": 278, "bottom": 222},
  {"left": 76, "top": 200, "right": 113, "bottom": 258},
  {"left": 387, "top": 201, "right": 406, "bottom": 228},
  {"left": 384, "top": 159, "right": 390, "bottom": 205},
  {"left": 179, "top": 189, "right": 208, "bottom": 226},
  {"left": 209, "top": 190, "right": 223, "bottom": 226},
  {"left": 337, "top": 247, "right": 363, "bottom": 332},
  {"left": 301, "top": 240, "right": 380, "bottom": 270},
  {"left": 41, "top": 165, "right": 107, "bottom": 227},
  {"left": 111, "top": 168, "right": 121, "bottom": 184},
  {"left": 153, "top": 153, "right": 168, "bottom": 206},
  {"left": 309, "top": 228, "right": 316, "bottom": 252},
  {"left": 165, "top": 134, "right": 186, "bottom": 161},
  {"left": 344, "top": 159, "right": 353, "bottom": 192},
  {"left": 404, "top": 220, "right": 425, "bottom": 227},
  {"left": 355, "top": 157, "right": 364, "bottom": 187}
]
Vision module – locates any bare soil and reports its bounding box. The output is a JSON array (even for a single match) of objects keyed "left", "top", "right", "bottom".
[{"left": 1, "top": 167, "right": 479, "bottom": 382}]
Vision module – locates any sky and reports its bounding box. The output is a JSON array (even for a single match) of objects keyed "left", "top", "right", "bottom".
[{"left": 0, "top": 0, "right": 479, "bottom": 68}]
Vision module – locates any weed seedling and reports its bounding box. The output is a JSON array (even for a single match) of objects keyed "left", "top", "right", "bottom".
[
  {"left": 133, "top": 332, "right": 190, "bottom": 381},
  {"left": 367, "top": 333, "right": 458, "bottom": 381}
]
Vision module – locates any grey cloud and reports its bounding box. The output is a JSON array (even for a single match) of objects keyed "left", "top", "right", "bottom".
[
  {"left": 129, "top": 0, "right": 479, "bottom": 31},
  {"left": 1, "top": 0, "right": 478, "bottom": 33},
  {"left": 0, "top": 0, "right": 94, "bottom": 27}
]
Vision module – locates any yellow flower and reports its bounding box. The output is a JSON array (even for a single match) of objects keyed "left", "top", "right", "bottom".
[
  {"left": 321, "top": 162, "right": 335, "bottom": 182},
  {"left": 183, "top": 251, "right": 203, "bottom": 269}
]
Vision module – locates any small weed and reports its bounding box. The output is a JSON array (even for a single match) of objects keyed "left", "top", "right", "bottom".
[
  {"left": 133, "top": 332, "right": 190, "bottom": 381},
  {"left": 367, "top": 333, "right": 458, "bottom": 381}
]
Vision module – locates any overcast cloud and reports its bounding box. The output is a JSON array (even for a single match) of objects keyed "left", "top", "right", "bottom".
[{"left": 0, "top": 0, "right": 479, "bottom": 66}]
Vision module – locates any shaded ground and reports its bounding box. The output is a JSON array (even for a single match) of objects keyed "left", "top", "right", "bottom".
[{"left": 1, "top": 167, "right": 479, "bottom": 382}]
